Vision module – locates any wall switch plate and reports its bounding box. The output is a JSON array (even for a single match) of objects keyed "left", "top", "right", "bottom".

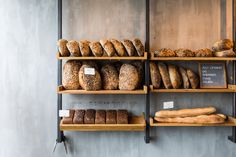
[
  {"left": 163, "top": 101, "right": 174, "bottom": 109},
  {"left": 59, "top": 110, "right": 70, "bottom": 117}
]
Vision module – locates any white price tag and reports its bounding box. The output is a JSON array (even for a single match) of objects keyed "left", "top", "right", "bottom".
[
  {"left": 84, "top": 68, "right": 95, "bottom": 75},
  {"left": 59, "top": 110, "right": 70, "bottom": 117},
  {"left": 163, "top": 101, "right": 174, "bottom": 109}
]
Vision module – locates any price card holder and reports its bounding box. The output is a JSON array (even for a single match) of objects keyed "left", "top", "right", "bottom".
[{"left": 199, "top": 62, "right": 227, "bottom": 88}]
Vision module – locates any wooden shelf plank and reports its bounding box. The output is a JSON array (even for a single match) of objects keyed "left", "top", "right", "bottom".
[
  {"left": 57, "top": 52, "right": 147, "bottom": 60},
  {"left": 57, "top": 85, "right": 148, "bottom": 95},
  {"left": 150, "top": 117, "right": 236, "bottom": 127},
  {"left": 60, "top": 116, "right": 146, "bottom": 131},
  {"left": 150, "top": 52, "right": 236, "bottom": 61}
]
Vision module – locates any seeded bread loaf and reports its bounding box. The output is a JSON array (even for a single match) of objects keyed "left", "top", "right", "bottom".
[
  {"left": 89, "top": 41, "right": 103, "bottom": 57},
  {"left": 100, "top": 64, "right": 119, "bottom": 90},
  {"left": 122, "top": 39, "right": 136, "bottom": 56},
  {"left": 57, "top": 39, "right": 70, "bottom": 56},
  {"left": 212, "top": 39, "right": 234, "bottom": 52},
  {"left": 73, "top": 109, "right": 85, "bottom": 124},
  {"left": 132, "top": 38, "right": 145, "bottom": 56},
  {"left": 168, "top": 64, "right": 182, "bottom": 89},
  {"left": 179, "top": 67, "right": 190, "bottom": 89},
  {"left": 150, "top": 62, "right": 161, "bottom": 89},
  {"left": 111, "top": 39, "right": 127, "bottom": 56},
  {"left": 106, "top": 110, "right": 117, "bottom": 124},
  {"left": 100, "top": 39, "right": 116, "bottom": 56},
  {"left": 62, "top": 60, "right": 81, "bottom": 90},
  {"left": 95, "top": 110, "right": 106, "bottom": 124},
  {"left": 79, "top": 40, "right": 91, "bottom": 56},
  {"left": 158, "top": 62, "right": 172, "bottom": 89},
  {"left": 155, "top": 48, "right": 176, "bottom": 57},
  {"left": 117, "top": 110, "right": 128, "bottom": 124},
  {"left": 187, "top": 69, "right": 199, "bottom": 89},
  {"left": 194, "top": 48, "right": 213, "bottom": 57},
  {"left": 175, "top": 48, "right": 195, "bottom": 57},
  {"left": 84, "top": 109, "right": 95, "bottom": 124},
  {"left": 66, "top": 40, "right": 80, "bottom": 56},
  {"left": 132, "top": 61, "right": 144, "bottom": 88}
]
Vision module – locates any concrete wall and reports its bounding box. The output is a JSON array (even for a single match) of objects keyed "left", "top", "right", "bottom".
[{"left": 0, "top": 0, "right": 236, "bottom": 157}]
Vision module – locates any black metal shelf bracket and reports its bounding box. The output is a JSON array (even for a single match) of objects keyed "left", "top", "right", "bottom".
[{"left": 228, "top": 0, "right": 236, "bottom": 143}]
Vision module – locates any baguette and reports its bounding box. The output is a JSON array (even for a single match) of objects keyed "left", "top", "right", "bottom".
[
  {"left": 154, "top": 114, "right": 226, "bottom": 124},
  {"left": 155, "top": 107, "right": 216, "bottom": 118}
]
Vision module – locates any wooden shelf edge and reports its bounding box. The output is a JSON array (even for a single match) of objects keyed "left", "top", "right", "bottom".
[
  {"left": 57, "top": 52, "right": 148, "bottom": 60},
  {"left": 60, "top": 116, "right": 146, "bottom": 131},
  {"left": 150, "top": 52, "right": 236, "bottom": 61},
  {"left": 57, "top": 85, "right": 148, "bottom": 95},
  {"left": 150, "top": 117, "right": 236, "bottom": 127}
]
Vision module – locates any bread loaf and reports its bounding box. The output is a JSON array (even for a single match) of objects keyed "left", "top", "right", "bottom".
[
  {"left": 62, "top": 60, "right": 81, "bottom": 90},
  {"left": 132, "top": 61, "right": 144, "bottom": 88},
  {"left": 95, "top": 110, "right": 106, "bottom": 124},
  {"left": 212, "top": 39, "right": 234, "bottom": 52},
  {"left": 158, "top": 62, "right": 172, "bottom": 89},
  {"left": 175, "top": 48, "right": 195, "bottom": 57},
  {"left": 168, "top": 64, "right": 182, "bottom": 89},
  {"left": 111, "top": 39, "right": 127, "bottom": 56},
  {"left": 66, "top": 40, "right": 80, "bottom": 56},
  {"left": 84, "top": 109, "right": 95, "bottom": 124},
  {"left": 179, "top": 67, "right": 190, "bottom": 89},
  {"left": 89, "top": 41, "right": 103, "bottom": 57},
  {"left": 100, "top": 39, "right": 116, "bottom": 56},
  {"left": 155, "top": 107, "right": 216, "bottom": 118},
  {"left": 150, "top": 62, "right": 161, "bottom": 88},
  {"left": 154, "top": 114, "right": 226, "bottom": 124},
  {"left": 73, "top": 110, "right": 85, "bottom": 124},
  {"left": 57, "top": 39, "right": 70, "bottom": 56},
  {"left": 79, "top": 65, "right": 102, "bottom": 91},
  {"left": 79, "top": 40, "right": 91, "bottom": 56},
  {"left": 194, "top": 48, "right": 213, "bottom": 57},
  {"left": 106, "top": 110, "right": 117, "bottom": 124},
  {"left": 132, "top": 38, "right": 145, "bottom": 56},
  {"left": 62, "top": 110, "right": 75, "bottom": 124},
  {"left": 122, "top": 39, "right": 136, "bottom": 56},
  {"left": 119, "top": 64, "right": 139, "bottom": 90},
  {"left": 117, "top": 110, "right": 128, "bottom": 124},
  {"left": 100, "top": 64, "right": 119, "bottom": 90},
  {"left": 214, "top": 49, "right": 236, "bottom": 57},
  {"left": 187, "top": 69, "right": 199, "bottom": 89},
  {"left": 155, "top": 48, "right": 176, "bottom": 57}
]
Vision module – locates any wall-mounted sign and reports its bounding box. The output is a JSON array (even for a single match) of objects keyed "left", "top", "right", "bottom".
[{"left": 199, "top": 63, "right": 227, "bottom": 88}]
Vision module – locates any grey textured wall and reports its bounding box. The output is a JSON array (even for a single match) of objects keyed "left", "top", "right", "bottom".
[{"left": 0, "top": 0, "right": 236, "bottom": 157}]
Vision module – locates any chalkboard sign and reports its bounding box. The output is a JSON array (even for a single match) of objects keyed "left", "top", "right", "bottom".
[{"left": 199, "top": 63, "right": 227, "bottom": 88}]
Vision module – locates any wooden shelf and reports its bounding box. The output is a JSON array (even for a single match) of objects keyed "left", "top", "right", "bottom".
[
  {"left": 150, "top": 85, "right": 235, "bottom": 93},
  {"left": 57, "top": 52, "right": 147, "bottom": 60},
  {"left": 150, "top": 117, "right": 236, "bottom": 127},
  {"left": 60, "top": 116, "right": 146, "bottom": 131},
  {"left": 57, "top": 85, "right": 148, "bottom": 95},
  {"left": 150, "top": 52, "right": 236, "bottom": 61}
]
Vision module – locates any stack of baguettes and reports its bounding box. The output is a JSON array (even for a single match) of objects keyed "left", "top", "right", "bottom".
[{"left": 154, "top": 107, "right": 227, "bottom": 124}]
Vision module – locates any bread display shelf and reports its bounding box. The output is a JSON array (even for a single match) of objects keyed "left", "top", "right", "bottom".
[
  {"left": 57, "top": 52, "right": 148, "bottom": 60},
  {"left": 150, "top": 117, "right": 236, "bottom": 127},
  {"left": 60, "top": 116, "right": 146, "bottom": 131},
  {"left": 150, "top": 52, "right": 236, "bottom": 61},
  {"left": 150, "top": 85, "right": 235, "bottom": 93},
  {"left": 57, "top": 85, "right": 148, "bottom": 94}
]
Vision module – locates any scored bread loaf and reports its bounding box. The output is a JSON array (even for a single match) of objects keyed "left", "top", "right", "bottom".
[
  {"left": 150, "top": 62, "right": 162, "bottom": 89},
  {"left": 62, "top": 60, "right": 81, "bottom": 90},
  {"left": 187, "top": 69, "right": 199, "bottom": 89},
  {"left": 106, "top": 110, "right": 117, "bottom": 124},
  {"left": 66, "top": 40, "right": 80, "bottom": 56},
  {"left": 155, "top": 107, "right": 216, "bottom": 118},
  {"left": 95, "top": 110, "right": 106, "bottom": 124},
  {"left": 100, "top": 64, "right": 119, "bottom": 90},
  {"left": 194, "top": 48, "right": 213, "bottom": 57},
  {"left": 132, "top": 61, "right": 144, "bottom": 89},
  {"left": 62, "top": 110, "right": 75, "bottom": 124},
  {"left": 168, "top": 64, "right": 182, "bottom": 89},
  {"left": 119, "top": 64, "right": 139, "bottom": 90},
  {"left": 155, "top": 48, "right": 176, "bottom": 57},
  {"left": 79, "top": 65, "right": 102, "bottom": 91},
  {"left": 73, "top": 109, "right": 85, "bottom": 124},
  {"left": 154, "top": 114, "right": 226, "bottom": 124},
  {"left": 89, "top": 41, "right": 103, "bottom": 57},
  {"left": 179, "top": 67, "right": 190, "bottom": 89},
  {"left": 100, "top": 39, "right": 116, "bottom": 56},
  {"left": 79, "top": 40, "right": 91, "bottom": 56},
  {"left": 212, "top": 39, "right": 234, "bottom": 52},
  {"left": 117, "top": 110, "right": 128, "bottom": 124},
  {"left": 214, "top": 49, "right": 236, "bottom": 57},
  {"left": 84, "top": 109, "right": 95, "bottom": 124},
  {"left": 110, "top": 39, "right": 127, "bottom": 56},
  {"left": 122, "top": 39, "right": 136, "bottom": 56},
  {"left": 57, "top": 39, "right": 70, "bottom": 56},
  {"left": 132, "top": 38, "right": 145, "bottom": 56},
  {"left": 175, "top": 48, "right": 195, "bottom": 57},
  {"left": 158, "top": 62, "right": 172, "bottom": 89}
]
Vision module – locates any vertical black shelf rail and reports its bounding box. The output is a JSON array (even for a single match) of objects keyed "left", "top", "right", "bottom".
[
  {"left": 144, "top": 0, "right": 150, "bottom": 143},
  {"left": 229, "top": 0, "right": 236, "bottom": 143},
  {"left": 57, "top": 0, "right": 64, "bottom": 143}
]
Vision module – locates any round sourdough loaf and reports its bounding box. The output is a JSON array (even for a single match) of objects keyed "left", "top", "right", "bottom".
[
  {"left": 194, "top": 48, "right": 213, "bottom": 57},
  {"left": 100, "top": 64, "right": 119, "bottom": 90},
  {"left": 100, "top": 39, "right": 116, "bottom": 56},
  {"left": 168, "top": 64, "right": 182, "bottom": 89},
  {"left": 132, "top": 61, "right": 144, "bottom": 88},
  {"left": 158, "top": 62, "right": 172, "bottom": 89},
  {"left": 212, "top": 39, "right": 233, "bottom": 52},
  {"left": 62, "top": 60, "right": 81, "bottom": 89},
  {"left": 57, "top": 39, "right": 70, "bottom": 56},
  {"left": 89, "top": 41, "right": 103, "bottom": 57},
  {"left": 66, "top": 40, "right": 80, "bottom": 56},
  {"left": 122, "top": 39, "right": 136, "bottom": 56},
  {"left": 79, "top": 40, "right": 91, "bottom": 56},
  {"left": 150, "top": 62, "right": 161, "bottom": 89},
  {"left": 132, "top": 38, "right": 145, "bottom": 56},
  {"left": 79, "top": 64, "right": 102, "bottom": 91},
  {"left": 155, "top": 48, "right": 176, "bottom": 57},
  {"left": 119, "top": 64, "right": 139, "bottom": 90},
  {"left": 110, "top": 39, "right": 127, "bottom": 56},
  {"left": 175, "top": 48, "right": 195, "bottom": 57}
]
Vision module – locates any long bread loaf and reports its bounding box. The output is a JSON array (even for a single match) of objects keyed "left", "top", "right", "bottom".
[{"left": 155, "top": 107, "right": 216, "bottom": 118}]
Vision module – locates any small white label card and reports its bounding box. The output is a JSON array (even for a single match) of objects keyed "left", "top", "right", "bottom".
[
  {"left": 59, "top": 110, "right": 70, "bottom": 117},
  {"left": 84, "top": 67, "right": 95, "bottom": 75},
  {"left": 163, "top": 101, "right": 174, "bottom": 109}
]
